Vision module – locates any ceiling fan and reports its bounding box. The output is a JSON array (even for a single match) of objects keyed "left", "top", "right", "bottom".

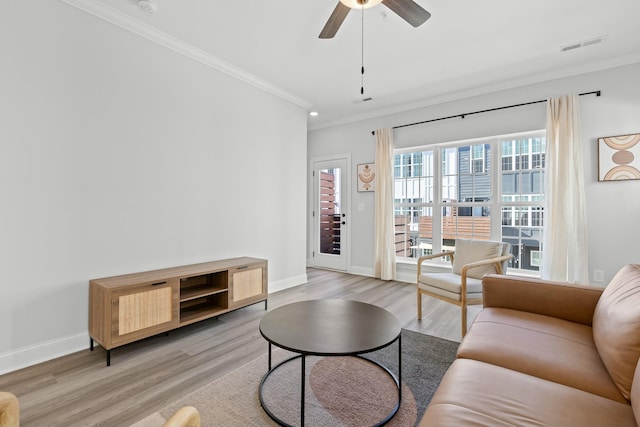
[{"left": 319, "top": 0, "right": 431, "bottom": 39}]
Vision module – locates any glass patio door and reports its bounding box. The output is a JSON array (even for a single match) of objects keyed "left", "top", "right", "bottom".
[{"left": 313, "top": 158, "right": 348, "bottom": 271}]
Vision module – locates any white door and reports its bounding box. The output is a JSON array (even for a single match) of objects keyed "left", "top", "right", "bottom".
[{"left": 313, "top": 158, "right": 348, "bottom": 271}]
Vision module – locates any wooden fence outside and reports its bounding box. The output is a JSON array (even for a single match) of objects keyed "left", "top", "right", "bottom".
[{"left": 319, "top": 172, "right": 341, "bottom": 254}]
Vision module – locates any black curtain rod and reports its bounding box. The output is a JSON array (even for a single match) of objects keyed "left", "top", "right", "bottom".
[{"left": 371, "top": 90, "right": 601, "bottom": 135}]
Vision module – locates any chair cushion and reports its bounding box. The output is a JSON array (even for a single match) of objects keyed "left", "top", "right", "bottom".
[
  {"left": 419, "top": 272, "right": 483, "bottom": 301},
  {"left": 592, "top": 264, "right": 640, "bottom": 400},
  {"left": 452, "top": 239, "right": 502, "bottom": 279},
  {"left": 419, "top": 359, "right": 636, "bottom": 427},
  {"left": 458, "top": 307, "right": 626, "bottom": 402}
]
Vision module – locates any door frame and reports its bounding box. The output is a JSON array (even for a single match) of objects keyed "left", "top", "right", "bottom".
[{"left": 309, "top": 154, "right": 351, "bottom": 271}]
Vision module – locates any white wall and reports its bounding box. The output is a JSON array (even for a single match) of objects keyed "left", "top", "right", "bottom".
[
  {"left": 0, "top": 1, "right": 307, "bottom": 373},
  {"left": 308, "top": 62, "right": 640, "bottom": 284}
]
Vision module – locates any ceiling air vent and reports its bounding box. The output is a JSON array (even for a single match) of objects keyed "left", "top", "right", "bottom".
[{"left": 561, "top": 35, "right": 607, "bottom": 53}]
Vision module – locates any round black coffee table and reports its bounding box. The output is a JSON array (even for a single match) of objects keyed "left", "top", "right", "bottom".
[{"left": 259, "top": 299, "right": 402, "bottom": 427}]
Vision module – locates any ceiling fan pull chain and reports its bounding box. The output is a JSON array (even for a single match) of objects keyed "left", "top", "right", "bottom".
[{"left": 360, "top": 3, "right": 365, "bottom": 95}]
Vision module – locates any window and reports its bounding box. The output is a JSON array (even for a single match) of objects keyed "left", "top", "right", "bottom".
[
  {"left": 500, "top": 137, "right": 545, "bottom": 271},
  {"left": 530, "top": 250, "right": 542, "bottom": 267},
  {"left": 393, "top": 152, "right": 434, "bottom": 257},
  {"left": 501, "top": 141, "right": 513, "bottom": 171},
  {"left": 471, "top": 144, "right": 485, "bottom": 173},
  {"left": 395, "top": 152, "right": 424, "bottom": 178},
  {"left": 394, "top": 131, "right": 546, "bottom": 273}
]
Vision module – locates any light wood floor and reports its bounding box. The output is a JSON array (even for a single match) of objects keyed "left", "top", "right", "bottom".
[{"left": 0, "top": 268, "right": 480, "bottom": 427}]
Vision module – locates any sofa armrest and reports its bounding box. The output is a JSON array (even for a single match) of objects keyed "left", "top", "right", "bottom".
[{"left": 482, "top": 274, "right": 603, "bottom": 326}]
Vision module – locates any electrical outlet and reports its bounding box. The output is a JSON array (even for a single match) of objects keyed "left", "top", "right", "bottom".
[{"left": 593, "top": 270, "right": 604, "bottom": 283}]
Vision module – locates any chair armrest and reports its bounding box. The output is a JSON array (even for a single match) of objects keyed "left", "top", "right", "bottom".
[
  {"left": 163, "top": 406, "right": 201, "bottom": 427},
  {"left": 417, "top": 251, "right": 455, "bottom": 279},
  {"left": 460, "top": 254, "right": 513, "bottom": 276},
  {"left": 0, "top": 392, "right": 19, "bottom": 427},
  {"left": 482, "top": 274, "right": 603, "bottom": 326},
  {"left": 458, "top": 254, "right": 513, "bottom": 298}
]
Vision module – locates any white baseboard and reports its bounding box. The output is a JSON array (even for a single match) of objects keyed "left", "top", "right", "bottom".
[
  {"left": 268, "top": 273, "right": 308, "bottom": 294},
  {"left": 348, "top": 265, "right": 417, "bottom": 283},
  {"left": 0, "top": 275, "right": 308, "bottom": 375},
  {"left": 0, "top": 332, "right": 89, "bottom": 375},
  {"left": 348, "top": 266, "right": 375, "bottom": 277},
  {"left": 395, "top": 270, "right": 416, "bottom": 284}
]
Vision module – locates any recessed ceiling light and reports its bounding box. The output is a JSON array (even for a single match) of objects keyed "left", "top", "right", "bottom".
[
  {"left": 309, "top": 111, "right": 319, "bottom": 117},
  {"left": 137, "top": 0, "right": 158, "bottom": 14}
]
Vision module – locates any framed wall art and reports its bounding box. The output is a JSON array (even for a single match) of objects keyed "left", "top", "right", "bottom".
[
  {"left": 598, "top": 133, "right": 640, "bottom": 181},
  {"left": 357, "top": 163, "right": 376, "bottom": 192}
]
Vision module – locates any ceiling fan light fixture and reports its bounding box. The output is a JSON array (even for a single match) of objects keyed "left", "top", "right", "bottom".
[{"left": 339, "top": 0, "right": 384, "bottom": 10}]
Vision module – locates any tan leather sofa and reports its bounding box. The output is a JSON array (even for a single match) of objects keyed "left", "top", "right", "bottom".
[{"left": 420, "top": 264, "right": 640, "bottom": 426}]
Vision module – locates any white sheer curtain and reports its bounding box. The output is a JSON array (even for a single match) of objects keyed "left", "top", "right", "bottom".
[
  {"left": 374, "top": 128, "right": 396, "bottom": 280},
  {"left": 542, "top": 94, "right": 589, "bottom": 284}
]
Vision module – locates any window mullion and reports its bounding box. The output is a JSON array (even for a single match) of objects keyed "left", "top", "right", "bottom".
[
  {"left": 490, "top": 138, "right": 502, "bottom": 240},
  {"left": 433, "top": 148, "right": 443, "bottom": 254}
]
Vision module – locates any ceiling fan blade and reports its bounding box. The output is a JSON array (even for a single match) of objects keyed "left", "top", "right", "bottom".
[
  {"left": 319, "top": 2, "right": 351, "bottom": 39},
  {"left": 382, "top": 0, "right": 431, "bottom": 27}
]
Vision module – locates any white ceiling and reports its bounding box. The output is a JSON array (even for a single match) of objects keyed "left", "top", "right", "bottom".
[{"left": 95, "top": 0, "right": 640, "bottom": 129}]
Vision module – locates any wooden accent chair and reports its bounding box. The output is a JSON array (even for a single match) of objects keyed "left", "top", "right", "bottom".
[
  {"left": 417, "top": 238, "right": 513, "bottom": 338},
  {"left": 163, "top": 406, "right": 201, "bottom": 427},
  {"left": 0, "top": 391, "right": 197, "bottom": 427},
  {"left": 0, "top": 392, "right": 19, "bottom": 427}
]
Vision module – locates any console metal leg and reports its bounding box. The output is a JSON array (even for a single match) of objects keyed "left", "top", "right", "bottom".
[
  {"left": 90, "top": 338, "right": 94, "bottom": 351},
  {"left": 264, "top": 299, "right": 268, "bottom": 310},
  {"left": 301, "top": 354, "right": 306, "bottom": 427},
  {"left": 107, "top": 350, "right": 111, "bottom": 367},
  {"left": 398, "top": 333, "right": 402, "bottom": 401}
]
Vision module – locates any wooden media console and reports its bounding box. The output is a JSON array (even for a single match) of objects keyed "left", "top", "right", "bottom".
[{"left": 89, "top": 257, "right": 267, "bottom": 365}]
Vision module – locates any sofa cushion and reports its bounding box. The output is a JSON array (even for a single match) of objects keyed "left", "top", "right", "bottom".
[
  {"left": 452, "top": 239, "right": 502, "bottom": 279},
  {"left": 632, "top": 359, "right": 640, "bottom": 425},
  {"left": 457, "top": 307, "right": 626, "bottom": 402},
  {"left": 420, "top": 359, "right": 636, "bottom": 427},
  {"left": 593, "top": 264, "right": 640, "bottom": 400}
]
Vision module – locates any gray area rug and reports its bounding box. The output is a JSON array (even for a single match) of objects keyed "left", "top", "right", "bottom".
[{"left": 131, "top": 330, "right": 458, "bottom": 427}]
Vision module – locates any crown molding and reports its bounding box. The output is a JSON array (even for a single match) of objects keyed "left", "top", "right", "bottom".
[
  {"left": 59, "top": 0, "right": 312, "bottom": 110},
  {"left": 308, "top": 53, "right": 640, "bottom": 131}
]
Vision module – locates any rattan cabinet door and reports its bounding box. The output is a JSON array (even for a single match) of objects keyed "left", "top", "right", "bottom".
[{"left": 110, "top": 279, "right": 179, "bottom": 347}]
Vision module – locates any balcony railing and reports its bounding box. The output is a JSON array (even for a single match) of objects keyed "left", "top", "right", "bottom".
[{"left": 395, "top": 211, "right": 491, "bottom": 258}]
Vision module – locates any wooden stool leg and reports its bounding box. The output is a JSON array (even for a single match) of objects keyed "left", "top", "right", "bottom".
[{"left": 0, "top": 392, "right": 19, "bottom": 427}]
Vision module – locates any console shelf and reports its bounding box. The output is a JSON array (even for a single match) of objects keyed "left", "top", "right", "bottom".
[
  {"left": 89, "top": 257, "right": 267, "bottom": 365},
  {"left": 180, "top": 285, "right": 228, "bottom": 302}
]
